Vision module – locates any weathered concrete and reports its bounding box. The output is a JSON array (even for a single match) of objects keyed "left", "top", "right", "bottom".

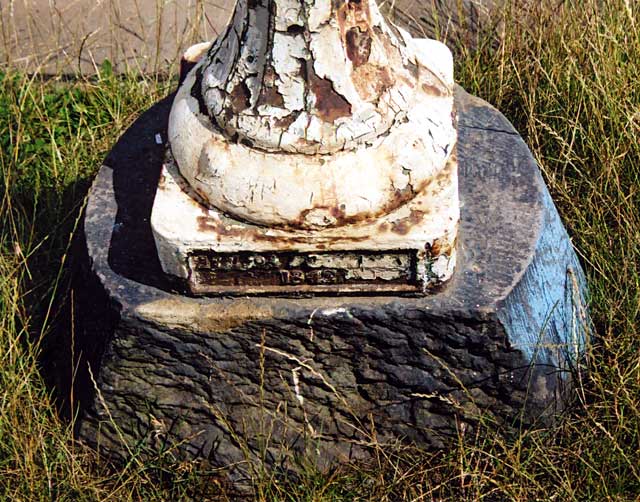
[{"left": 76, "top": 87, "right": 588, "bottom": 476}]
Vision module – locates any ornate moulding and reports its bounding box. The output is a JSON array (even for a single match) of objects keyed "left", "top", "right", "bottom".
[{"left": 152, "top": 0, "right": 459, "bottom": 295}]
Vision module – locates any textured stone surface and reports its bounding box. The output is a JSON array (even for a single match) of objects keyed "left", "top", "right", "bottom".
[{"left": 76, "top": 87, "right": 588, "bottom": 474}]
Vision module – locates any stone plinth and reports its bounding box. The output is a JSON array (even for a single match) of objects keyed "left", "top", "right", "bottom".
[{"left": 76, "top": 87, "right": 588, "bottom": 472}]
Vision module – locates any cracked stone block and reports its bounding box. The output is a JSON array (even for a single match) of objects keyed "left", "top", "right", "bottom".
[{"left": 76, "top": 86, "right": 589, "bottom": 475}]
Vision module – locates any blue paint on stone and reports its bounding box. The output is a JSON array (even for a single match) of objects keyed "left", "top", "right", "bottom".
[
  {"left": 77, "top": 89, "right": 592, "bottom": 470},
  {"left": 498, "top": 174, "right": 589, "bottom": 369}
]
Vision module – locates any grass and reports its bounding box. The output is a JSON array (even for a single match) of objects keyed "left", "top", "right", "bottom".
[{"left": 1, "top": 0, "right": 639, "bottom": 499}]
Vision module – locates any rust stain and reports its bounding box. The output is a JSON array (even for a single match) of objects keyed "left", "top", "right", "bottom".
[
  {"left": 352, "top": 63, "right": 394, "bottom": 102},
  {"left": 252, "top": 230, "right": 369, "bottom": 245},
  {"left": 197, "top": 213, "right": 371, "bottom": 246},
  {"left": 274, "top": 112, "right": 298, "bottom": 129},
  {"left": 447, "top": 150, "right": 458, "bottom": 168},
  {"left": 158, "top": 171, "right": 167, "bottom": 190},
  {"left": 336, "top": 0, "right": 384, "bottom": 103},
  {"left": 257, "top": 65, "right": 285, "bottom": 109},
  {"left": 197, "top": 216, "right": 245, "bottom": 239},
  {"left": 336, "top": 0, "right": 371, "bottom": 33},
  {"left": 336, "top": 2, "right": 409, "bottom": 103},
  {"left": 230, "top": 81, "right": 251, "bottom": 113},
  {"left": 390, "top": 210, "right": 426, "bottom": 235},
  {"left": 197, "top": 215, "right": 220, "bottom": 233},
  {"left": 436, "top": 156, "right": 456, "bottom": 183},
  {"left": 427, "top": 236, "right": 456, "bottom": 257},
  {"left": 296, "top": 204, "right": 351, "bottom": 227},
  {"left": 345, "top": 27, "right": 372, "bottom": 67},
  {"left": 222, "top": 107, "right": 234, "bottom": 124},
  {"left": 429, "top": 238, "right": 443, "bottom": 256},
  {"left": 307, "top": 63, "right": 352, "bottom": 123},
  {"left": 380, "top": 184, "right": 418, "bottom": 215},
  {"left": 292, "top": 198, "right": 424, "bottom": 229},
  {"left": 451, "top": 103, "right": 459, "bottom": 129},
  {"left": 422, "top": 82, "right": 448, "bottom": 98},
  {"left": 290, "top": 176, "right": 433, "bottom": 231},
  {"left": 390, "top": 220, "right": 410, "bottom": 235},
  {"left": 332, "top": 204, "right": 348, "bottom": 220},
  {"left": 258, "top": 84, "right": 285, "bottom": 109}
]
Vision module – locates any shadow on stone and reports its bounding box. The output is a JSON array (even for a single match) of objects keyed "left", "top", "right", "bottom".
[
  {"left": 74, "top": 86, "right": 589, "bottom": 479},
  {"left": 107, "top": 94, "right": 175, "bottom": 292}
]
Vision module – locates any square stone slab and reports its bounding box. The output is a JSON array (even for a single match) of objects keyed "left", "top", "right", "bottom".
[{"left": 75, "top": 87, "right": 589, "bottom": 477}]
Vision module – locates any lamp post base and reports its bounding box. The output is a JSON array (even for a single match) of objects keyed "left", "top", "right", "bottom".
[{"left": 76, "top": 87, "right": 589, "bottom": 476}]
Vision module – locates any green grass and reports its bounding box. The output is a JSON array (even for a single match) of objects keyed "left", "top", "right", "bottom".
[{"left": 1, "top": 0, "right": 639, "bottom": 500}]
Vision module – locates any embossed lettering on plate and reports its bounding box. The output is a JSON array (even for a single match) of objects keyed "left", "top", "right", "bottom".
[{"left": 187, "top": 250, "right": 419, "bottom": 295}]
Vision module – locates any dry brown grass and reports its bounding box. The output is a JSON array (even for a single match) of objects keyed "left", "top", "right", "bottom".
[{"left": 0, "top": 0, "right": 638, "bottom": 500}]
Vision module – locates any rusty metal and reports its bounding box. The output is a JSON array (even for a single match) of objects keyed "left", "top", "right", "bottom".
[
  {"left": 187, "top": 249, "right": 422, "bottom": 295},
  {"left": 154, "top": 0, "right": 460, "bottom": 296}
]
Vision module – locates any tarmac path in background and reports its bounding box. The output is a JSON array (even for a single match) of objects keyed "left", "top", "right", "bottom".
[
  {"left": 1, "top": 0, "right": 502, "bottom": 75},
  {"left": 1, "top": 0, "right": 234, "bottom": 74}
]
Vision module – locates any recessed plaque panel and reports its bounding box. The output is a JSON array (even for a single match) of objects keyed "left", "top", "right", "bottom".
[{"left": 187, "top": 250, "right": 420, "bottom": 295}]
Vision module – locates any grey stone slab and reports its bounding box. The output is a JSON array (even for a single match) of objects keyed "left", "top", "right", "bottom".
[{"left": 75, "top": 86, "right": 589, "bottom": 476}]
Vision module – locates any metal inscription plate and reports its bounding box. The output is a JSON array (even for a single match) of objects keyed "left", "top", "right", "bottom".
[{"left": 187, "top": 250, "right": 419, "bottom": 295}]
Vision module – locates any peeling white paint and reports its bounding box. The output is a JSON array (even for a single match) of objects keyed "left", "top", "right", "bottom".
[
  {"left": 151, "top": 155, "right": 458, "bottom": 290},
  {"left": 154, "top": 0, "right": 460, "bottom": 293},
  {"left": 168, "top": 0, "right": 457, "bottom": 229},
  {"left": 169, "top": 66, "right": 455, "bottom": 229}
]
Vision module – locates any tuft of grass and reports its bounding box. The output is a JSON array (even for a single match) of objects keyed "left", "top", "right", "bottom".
[
  {"left": 0, "top": 69, "right": 233, "bottom": 500},
  {"left": 0, "top": 0, "right": 639, "bottom": 500}
]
